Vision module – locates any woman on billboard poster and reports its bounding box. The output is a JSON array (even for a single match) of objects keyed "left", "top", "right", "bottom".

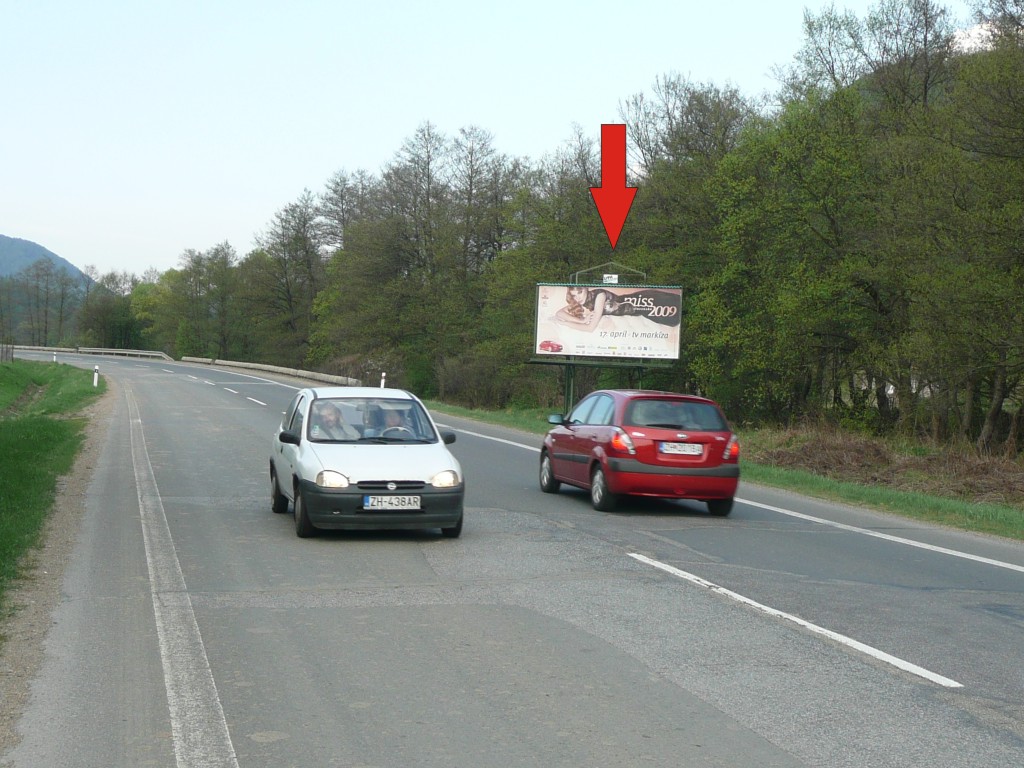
[{"left": 553, "top": 286, "right": 680, "bottom": 333}]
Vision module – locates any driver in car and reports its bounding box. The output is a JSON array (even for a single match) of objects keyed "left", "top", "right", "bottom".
[{"left": 384, "top": 409, "right": 406, "bottom": 430}]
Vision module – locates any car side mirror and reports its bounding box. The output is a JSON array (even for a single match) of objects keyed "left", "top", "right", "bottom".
[
  {"left": 440, "top": 430, "right": 457, "bottom": 445},
  {"left": 278, "top": 429, "right": 300, "bottom": 446},
  {"left": 547, "top": 414, "right": 566, "bottom": 425}
]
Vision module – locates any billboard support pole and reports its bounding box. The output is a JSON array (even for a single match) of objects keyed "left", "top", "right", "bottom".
[{"left": 564, "top": 362, "right": 575, "bottom": 415}]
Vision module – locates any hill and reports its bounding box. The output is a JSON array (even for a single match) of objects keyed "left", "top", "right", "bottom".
[{"left": 0, "top": 235, "right": 90, "bottom": 283}]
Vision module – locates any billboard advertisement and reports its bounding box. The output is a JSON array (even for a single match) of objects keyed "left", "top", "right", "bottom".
[{"left": 534, "top": 283, "right": 682, "bottom": 360}]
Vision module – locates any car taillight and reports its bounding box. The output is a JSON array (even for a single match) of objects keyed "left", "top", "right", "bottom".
[
  {"left": 610, "top": 428, "right": 636, "bottom": 455},
  {"left": 723, "top": 434, "right": 740, "bottom": 461}
]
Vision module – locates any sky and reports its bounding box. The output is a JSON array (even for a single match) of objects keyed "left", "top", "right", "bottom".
[{"left": 1, "top": 0, "right": 976, "bottom": 276}]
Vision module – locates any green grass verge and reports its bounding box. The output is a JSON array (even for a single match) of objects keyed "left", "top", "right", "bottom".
[
  {"left": 0, "top": 360, "right": 105, "bottom": 614},
  {"left": 426, "top": 400, "right": 1024, "bottom": 542},
  {"left": 0, "top": 417, "right": 85, "bottom": 583},
  {"left": 739, "top": 462, "right": 1024, "bottom": 540}
]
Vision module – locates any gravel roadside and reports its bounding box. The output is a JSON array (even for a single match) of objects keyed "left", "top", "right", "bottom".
[{"left": 0, "top": 385, "right": 116, "bottom": 755}]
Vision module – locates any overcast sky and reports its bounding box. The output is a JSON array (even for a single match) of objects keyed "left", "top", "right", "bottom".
[{"left": 1, "top": 0, "right": 974, "bottom": 276}]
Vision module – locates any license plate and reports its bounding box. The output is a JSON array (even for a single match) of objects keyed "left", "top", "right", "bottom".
[
  {"left": 660, "top": 442, "right": 703, "bottom": 455},
  {"left": 363, "top": 495, "right": 421, "bottom": 510}
]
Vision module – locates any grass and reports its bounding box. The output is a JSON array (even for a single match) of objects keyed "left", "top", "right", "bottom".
[
  {"left": 0, "top": 360, "right": 105, "bottom": 614},
  {"left": 739, "top": 462, "right": 1024, "bottom": 540},
  {"left": 427, "top": 400, "right": 1024, "bottom": 542}
]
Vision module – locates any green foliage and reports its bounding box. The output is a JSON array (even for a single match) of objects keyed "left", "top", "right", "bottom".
[
  {"left": 0, "top": 360, "right": 102, "bottom": 609},
  {"left": 0, "top": 417, "right": 84, "bottom": 588},
  {"left": 0, "top": 359, "right": 105, "bottom": 415}
]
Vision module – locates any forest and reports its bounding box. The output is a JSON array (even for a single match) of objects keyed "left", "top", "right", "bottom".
[{"left": 2, "top": 0, "right": 1022, "bottom": 456}]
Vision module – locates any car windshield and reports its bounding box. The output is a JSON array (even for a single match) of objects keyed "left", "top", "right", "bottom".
[
  {"left": 307, "top": 397, "right": 437, "bottom": 443},
  {"left": 624, "top": 399, "right": 728, "bottom": 431}
]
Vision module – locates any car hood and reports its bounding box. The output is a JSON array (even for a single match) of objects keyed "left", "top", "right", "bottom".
[{"left": 306, "top": 441, "right": 462, "bottom": 482}]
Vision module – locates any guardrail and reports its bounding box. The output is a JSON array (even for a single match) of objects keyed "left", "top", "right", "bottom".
[
  {"left": 13, "top": 345, "right": 173, "bottom": 361},
  {"left": 181, "top": 357, "right": 361, "bottom": 387},
  {"left": 13, "top": 345, "right": 362, "bottom": 386},
  {"left": 78, "top": 347, "right": 173, "bottom": 360}
]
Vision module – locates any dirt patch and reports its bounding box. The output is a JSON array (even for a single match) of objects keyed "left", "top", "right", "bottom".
[
  {"left": 0, "top": 384, "right": 44, "bottom": 420},
  {"left": 0, "top": 383, "right": 116, "bottom": 755},
  {"left": 751, "top": 427, "right": 1024, "bottom": 509}
]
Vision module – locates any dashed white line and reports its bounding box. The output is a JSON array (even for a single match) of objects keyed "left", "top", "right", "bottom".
[
  {"left": 224, "top": 388, "right": 238, "bottom": 394},
  {"left": 247, "top": 396, "right": 267, "bottom": 406},
  {"left": 629, "top": 552, "right": 963, "bottom": 688}
]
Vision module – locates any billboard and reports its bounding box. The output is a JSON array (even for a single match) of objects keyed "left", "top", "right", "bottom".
[{"left": 534, "top": 283, "right": 682, "bottom": 360}]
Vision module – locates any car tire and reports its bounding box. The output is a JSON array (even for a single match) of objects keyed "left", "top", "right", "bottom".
[
  {"left": 270, "top": 466, "right": 289, "bottom": 514},
  {"left": 293, "top": 486, "right": 316, "bottom": 538},
  {"left": 539, "top": 452, "right": 561, "bottom": 493},
  {"left": 707, "top": 498, "right": 734, "bottom": 516},
  {"left": 590, "top": 466, "right": 616, "bottom": 511},
  {"left": 441, "top": 515, "right": 463, "bottom": 538}
]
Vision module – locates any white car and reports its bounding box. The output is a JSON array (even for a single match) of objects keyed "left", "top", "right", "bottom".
[{"left": 270, "top": 387, "right": 464, "bottom": 538}]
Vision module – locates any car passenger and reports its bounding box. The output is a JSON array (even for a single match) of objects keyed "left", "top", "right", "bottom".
[{"left": 311, "top": 402, "right": 359, "bottom": 440}]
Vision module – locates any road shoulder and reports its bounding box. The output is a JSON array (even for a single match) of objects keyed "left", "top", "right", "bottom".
[{"left": 0, "top": 380, "right": 117, "bottom": 755}]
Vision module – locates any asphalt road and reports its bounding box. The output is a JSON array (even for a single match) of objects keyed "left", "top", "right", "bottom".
[{"left": 5, "top": 352, "right": 1024, "bottom": 767}]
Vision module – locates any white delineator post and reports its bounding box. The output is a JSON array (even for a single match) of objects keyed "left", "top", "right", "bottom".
[
  {"left": 93, "top": 365, "right": 99, "bottom": 387},
  {"left": 380, "top": 372, "right": 387, "bottom": 388}
]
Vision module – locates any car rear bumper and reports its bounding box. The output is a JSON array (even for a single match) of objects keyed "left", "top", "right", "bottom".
[
  {"left": 604, "top": 459, "right": 739, "bottom": 499},
  {"left": 297, "top": 479, "right": 464, "bottom": 530}
]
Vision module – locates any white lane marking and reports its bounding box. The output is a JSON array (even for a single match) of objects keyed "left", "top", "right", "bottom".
[
  {"left": 224, "top": 388, "right": 238, "bottom": 394},
  {"left": 126, "top": 387, "right": 240, "bottom": 767},
  {"left": 437, "top": 425, "right": 1024, "bottom": 575},
  {"left": 247, "top": 397, "right": 267, "bottom": 406},
  {"left": 162, "top": 369, "right": 174, "bottom": 373},
  {"left": 435, "top": 424, "right": 541, "bottom": 452},
  {"left": 188, "top": 375, "right": 199, "bottom": 380},
  {"left": 738, "top": 498, "right": 1024, "bottom": 574},
  {"left": 204, "top": 380, "right": 216, "bottom": 386},
  {"left": 629, "top": 553, "right": 963, "bottom": 689}
]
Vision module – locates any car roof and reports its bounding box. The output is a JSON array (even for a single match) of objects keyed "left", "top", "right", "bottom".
[
  {"left": 304, "top": 386, "right": 417, "bottom": 400},
  {"left": 595, "top": 389, "right": 719, "bottom": 405}
]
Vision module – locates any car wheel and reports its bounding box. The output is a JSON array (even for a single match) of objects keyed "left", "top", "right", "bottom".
[
  {"left": 441, "top": 515, "right": 463, "bottom": 539},
  {"left": 590, "top": 466, "right": 616, "bottom": 512},
  {"left": 293, "top": 486, "right": 316, "bottom": 538},
  {"left": 707, "top": 498, "right": 734, "bottom": 517},
  {"left": 539, "top": 452, "right": 561, "bottom": 493},
  {"left": 270, "top": 466, "right": 289, "bottom": 514}
]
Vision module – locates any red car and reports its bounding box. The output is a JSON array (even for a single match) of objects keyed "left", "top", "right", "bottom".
[
  {"left": 540, "top": 389, "right": 739, "bottom": 514},
  {"left": 538, "top": 340, "right": 563, "bottom": 353}
]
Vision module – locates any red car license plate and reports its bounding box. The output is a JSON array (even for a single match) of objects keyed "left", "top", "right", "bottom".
[{"left": 659, "top": 442, "right": 703, "bottom": 455}]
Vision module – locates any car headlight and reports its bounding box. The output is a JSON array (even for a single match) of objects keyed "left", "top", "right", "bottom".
[
  {"left": 430, "top": 470, "right": 460, "bottom": 488},
  {"left": 316, "top": 470, "right": 350, "bottom": 488}
]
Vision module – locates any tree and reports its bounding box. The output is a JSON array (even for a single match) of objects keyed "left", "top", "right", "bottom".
[
  {"left": 241, "top": 191, "right": 329, "bottom": 365},
  {"left": 78, "top": 271, "right": 143, "bottom": 349}
]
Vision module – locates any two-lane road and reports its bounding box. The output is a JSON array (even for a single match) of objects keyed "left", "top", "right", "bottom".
[{"left": 5, "top": 352, "right": 1024, "bottom": 767}]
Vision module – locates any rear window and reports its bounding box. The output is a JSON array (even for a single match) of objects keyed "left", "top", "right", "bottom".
[{"left": 625, "top": 399, "right": 728, "bottom": 431}]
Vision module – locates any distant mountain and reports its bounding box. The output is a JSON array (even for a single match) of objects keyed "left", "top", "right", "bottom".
[{"left": 0, "top": 234, "right": 90, "bottom": 283}]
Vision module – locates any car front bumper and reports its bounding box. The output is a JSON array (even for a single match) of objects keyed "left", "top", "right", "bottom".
[{"left": 297, "top": 478, "right": 465, "bottom": 530}]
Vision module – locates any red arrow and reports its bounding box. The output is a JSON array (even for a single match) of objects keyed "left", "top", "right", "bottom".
[{"left": 589, "top": 123, "right": 638, "bottom": 249}]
